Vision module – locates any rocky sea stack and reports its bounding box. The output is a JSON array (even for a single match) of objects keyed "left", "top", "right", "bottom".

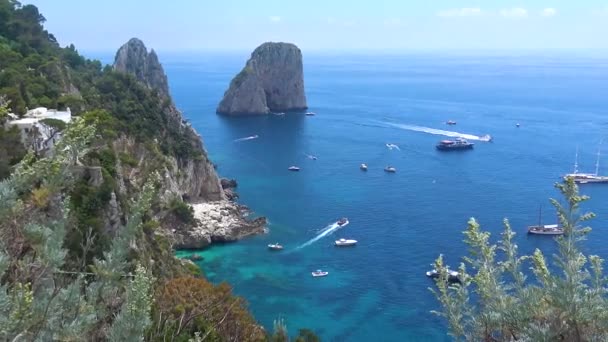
[
  {"left": 217, "top": 42, "right": 307, "bottom": 115},
  {"left": 114, "top": 38, "right": 171, "bottom": 100}
]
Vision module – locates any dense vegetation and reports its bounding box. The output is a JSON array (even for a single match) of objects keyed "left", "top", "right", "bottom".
[
  {"left": 432, "top": 178, "right": 608, "bottom": 341},
  {"left": 0, "top": 1, "right": 318, "bottom": 340}
]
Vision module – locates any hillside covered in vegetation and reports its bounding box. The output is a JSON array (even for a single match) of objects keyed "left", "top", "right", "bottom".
[{"left": 0, "top": 1, "right": 317, "bottom": 340}]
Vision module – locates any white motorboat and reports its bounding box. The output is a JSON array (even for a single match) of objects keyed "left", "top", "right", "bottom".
[
  {"left": 360, "top": 163, "right": 368, "bottom": 171},
  {"left": 426, "top": 268, "right": 460, "bottom": 282},
  {"left": 267, "top": 243, "right": 284, "bottom": 251},
  {"left": 312, "top": 270, "right": 328, "bottom": 277},
  {"left": 288, "top": 166, "right": 300, "bottom": 171},
  {"left": 384, "top": 166, "right": 396, "bottom": 173},
  {"left": 336, "top": 218, "right": 349, "bottom": 227},
  {"left": 335, "top": 238, "right": 357, "bottom": 246},
  {"left": 479, "top": 134, "right": 493, "bottom": 142},
  {"left": 305, "top": 112, "right": 316, "bottom": 116}
]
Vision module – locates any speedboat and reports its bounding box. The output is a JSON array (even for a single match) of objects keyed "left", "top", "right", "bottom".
[
  {"left": 360, "top": 163, "right": 368, "bottom": 171},
  {"left": 335, "top": 238, "right": 357, "bottom": 246},
  {"left": 516, "top": 123, "right": 520, "bottom": 128},
  {"left": 384, "top": 166, "right": 397, "bottom": 173},
  {"left": 446, "top": 120, "right": 457, "bottom": 125},
  {"left": 386, "top": 143, "right": 400, "bottom": 151},
  {"left": 312, "top": 270, "right": 329, "bottom": 277},
  {"left": 479, "top": 134, "right": 493, "bottom": 142},
  {"left": 305, "top": 112, "right": 316, "bottom": 116},
  {"left": 426, "top": 268, "right": 461, "bottom": 283},
  {"left": 288, "top": 166, "right": 300, "bottom": 171},
  {"left": 337, "top": 218, "right": 349, "bottom": 227},
  {"left": 527, "top": 224, "right": 564, "bottom": 235},
  {"left": 268, "top": 243, "right": 284, "bottom": 251},
  {"left": 307, "top": 154, "right": 317, "bottom": 160}
]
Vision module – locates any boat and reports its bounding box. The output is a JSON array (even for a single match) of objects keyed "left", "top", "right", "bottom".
[
  {"left": 305, "top": 112, "right": 316, "bottom": 116},
  {"left": 563, "top": 145, "right": 608, "bottom": 184},
  {"left": 274, "top": 112, "right": 285, "bottom": 116},
  {"left": 426, "top": 268, "right": 460, "bottom": 283},
  {"left": 360, "top": 163, "right": 368, "bottom": 171},
  {"left": 386, "top": 143, "right": 400, "bottom": 150},
  {"left": 516, "top": 123, "right": 520, "bottom": 128},
  {"left": 436, "top": 138, "right": 474, "bottom": 151},
  {"left": 288, "top": 166, "right": 300, "bottom": 171},
  {"left": 312, "top": 270, "right": 328, "bottom": 277},
  {"left": 267, "top": 243, "right": 284, "bottom": 251},
  {"left": 306, "top": 154, "right": 317, "bottom": 160},
  {"left": 384, "top": 166, "right": 397, "bottom": 173},
  {"left": 446, "top": 120, "right": 457, "bottom": 125},
  {"left": 479, "top": 134, "right": 493, "bottom": 142},
  {"left": 527, "top": 205, "right": 564, "bottom": 235},
  {"left": 335, "top": 238, "right": 357, "bottom": 246},
  {"left": 337, "top": 218, "right": 349, "bottom": 227}
]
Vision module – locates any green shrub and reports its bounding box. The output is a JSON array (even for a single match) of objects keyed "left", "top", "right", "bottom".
[{"left": 169, "top": 197, "right": 196, "bottom": 225}]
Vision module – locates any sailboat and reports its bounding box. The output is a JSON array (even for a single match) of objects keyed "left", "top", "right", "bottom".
[
  {"left": 563, "top": 143, "right": 608, "bottom": 184},
  {"left": 527, "top": 205, "right": 564, "bottom": 235}
]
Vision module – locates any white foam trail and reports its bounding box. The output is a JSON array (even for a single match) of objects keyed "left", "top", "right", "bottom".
[
  {"left": 384, "top": 122, "right": 483, "bottom": 141},
  {"left": 386, "top": 143, "right": 400, "bottom": 151},
  {"left": 234, "top": 135, "right": 259, "bottom": 142},
  {"left": 296, "top": 222, "right": 344, "bottom": 249}
]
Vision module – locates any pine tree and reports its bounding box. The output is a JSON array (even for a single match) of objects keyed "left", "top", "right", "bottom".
[{"left": 431, "top": 177, "right": 608, "bottom": 341}]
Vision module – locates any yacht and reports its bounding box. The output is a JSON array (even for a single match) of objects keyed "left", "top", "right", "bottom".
[
  {"left": 312, "top": 270, "right": 329, "bottom": 277},
  {"left": 527, "top": 205, "right": 564, "bottom": 235},
  {"left": 288, "top": 166, "right": 300, "bottom": 171},
  {"left": 446, "top": 120, "right": 457, "bottom": 125},
  {"left": 426, "top": 268, "right": 461, "bottom": 283},
  {"left": 527, "top": 224, "right": 564, "bottom": 235},
  {"left": 563, "top": 145, "right": 608, "bottom": 184},
  {"left": 436, "top": 138, "right": 474, "bottom": 151},
  {"left": 267, "top": 243, "right": 284, "bottom": 251},
  {"left": 384, "top": 166, "right": 397, "bottom": 173},
  {"left": 335, "top": 238, "right": 357, "bottom": 246},
  {"left": 305, "top": 111, "right": 316, "bottom": 116},
  {"left": 360, "top": 163, "right": 368, "bottom": 171}
]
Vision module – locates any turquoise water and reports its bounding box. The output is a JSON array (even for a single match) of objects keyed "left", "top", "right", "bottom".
[{"left": 163, "top": 52, "right": 608, "bottom": 341}]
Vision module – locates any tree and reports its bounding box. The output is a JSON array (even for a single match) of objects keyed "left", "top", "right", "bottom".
[
  {"left": 0, "top": 118, "right": 155, "bottom": 340},
  {"left": 431, "top": 177, "right": 607, "bottom": 341}
]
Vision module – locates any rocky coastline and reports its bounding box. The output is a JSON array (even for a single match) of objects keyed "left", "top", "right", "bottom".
[{"left": 112, "top": 39, "right": 267, "bottom": 250}]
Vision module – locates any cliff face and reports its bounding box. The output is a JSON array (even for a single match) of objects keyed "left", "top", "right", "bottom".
[
  {"left": 112, "top": 39, "right": 224, "bottom": 202},
  {"left": 114, "top": 38, "right": 171, "bottom": 100},
  {"left": 111, "top": 39, "right": 266, "bottom": 247},
  {"left": 217, "top": 42, "right": 307, "bottom": 115}
]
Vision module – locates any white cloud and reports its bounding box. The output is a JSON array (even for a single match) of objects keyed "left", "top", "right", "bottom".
[
  {"left": 500, "top": 8, "right": 528, "bottom": 19},
  {"left": 437, "top": 8, "right": 482, "bottom": 17},
  {"left": 540, "top": 8, "right": 557, "bottom": 17},
  {"left": 269, "top": 16, "right": 281, "bottom": 22}
]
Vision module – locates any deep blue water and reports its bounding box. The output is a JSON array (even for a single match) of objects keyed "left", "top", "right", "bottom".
[{"left": 102, "top": 51, "right": 608, "bottom": 341}]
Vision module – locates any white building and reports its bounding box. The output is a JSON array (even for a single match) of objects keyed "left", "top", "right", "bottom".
[{"left": 5, "top": 107, "right": 72, "bottom": 152}]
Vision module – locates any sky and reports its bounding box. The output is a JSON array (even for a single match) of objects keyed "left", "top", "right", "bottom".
[{"left": 24, "top": 0, "right": 608, "bottom": 52}]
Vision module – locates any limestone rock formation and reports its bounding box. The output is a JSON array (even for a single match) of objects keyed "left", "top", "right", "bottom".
[
  {"left": 113, "top": 38, "right": 170, "bottom": 100},
  {"left": 173, "top": 201, "right": 267, "bottom": 249},
  {"left": 112, "top": 39, "right": 266, "bottom": 248},
  {"left": 217, "top": 42, "right": 307, "bottom": 115}
]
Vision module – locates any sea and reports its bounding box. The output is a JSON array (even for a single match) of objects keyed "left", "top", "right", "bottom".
[{"left": 97, "top": 50, "right": 608, "bottom": 341}]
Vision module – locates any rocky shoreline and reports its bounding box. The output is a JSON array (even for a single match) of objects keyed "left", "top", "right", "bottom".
[{"left": 173, "top": 179, "right": 267, "bottom": 249}]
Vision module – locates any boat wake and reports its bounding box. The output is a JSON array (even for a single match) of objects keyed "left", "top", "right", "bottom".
[
  {"left": 295, "top": 221, "right": 347, "bottom": 250},
  {"left": 234, "top": 135, "right": 259, "bottom": 142},
  {"left": 386, "top": 143, "right": 400, "bottom": 151},
  {"left": 383, "top": 122, "right": 486, "bottom": 141}
]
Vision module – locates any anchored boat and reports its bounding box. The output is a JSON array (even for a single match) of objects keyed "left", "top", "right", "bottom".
[
  {"left": 267, "top": 243, "right": 284, "bottom": 251},
  {"left": 312, "top": 270, "right": 328, "bottom": 277},
  {"left": 335, "top": 238, "right": 357, "bottom": 246},
  {"left": 527, "top": 205, "right": 564, "bottom": 235},
  {"left": 288, "top": 166, "right": 300, "bottom": 171},
  {"left": 360, "top": 163, "right": 368, "bottom": 171},
  {"left": 563, "top": 145, "right": 608, "bottom": 184},
  {"left": 426, "top": 268, "right": 461, "bottom": 283}
]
